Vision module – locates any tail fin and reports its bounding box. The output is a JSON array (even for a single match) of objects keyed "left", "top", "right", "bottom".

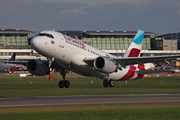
[
  {"left": 122, "top": 29, "right": 145, "bottom": 58},
  {"left": 9, "top": 53, "right": 16, "bottom": 61}
]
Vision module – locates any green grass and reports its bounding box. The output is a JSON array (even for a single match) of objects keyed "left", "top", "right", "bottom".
[
  {"left": 0, "top": 74, "right": 180, "bottom": 120},
  {"left": 0, "top": 103, "right": 180, "bottom": 120},
  {"left": 0, "top": 74, "right": 180, "bottom": 97}
]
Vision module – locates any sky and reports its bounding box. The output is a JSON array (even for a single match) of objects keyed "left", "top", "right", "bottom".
[{"left": 0, "top": 0, "right": 180, "bottom": 35}]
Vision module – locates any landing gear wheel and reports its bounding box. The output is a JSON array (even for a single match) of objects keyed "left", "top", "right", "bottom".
[
  {"left": 108, "top": 80, "right": 114, "bottom": 87},
  {"left": 59, "top": 81, "right": 64, "bottom": 88},
  {"left": 59, "top": 69, "right": 70, "bottom": 88},
  {"left": 103, "top": 80, "right": 108, "bottom": 87},
  {"left": 65, "top": 80, "right": 70, "bottom": 88},
  {"left": 59, "top": 80, "right": 70, "bottom": 88}
]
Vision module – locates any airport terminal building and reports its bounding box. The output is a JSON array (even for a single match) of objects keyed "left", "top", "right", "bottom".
[
  {"left": 61, "top": 30, "right": 154, "bottom": 57},
  {"left": 60, "top": 30, "right": 153, "bottom": 51},
  {"left": 0, "top": 29, "right": 180, "bottom": 62},
  {"left": 0, "top": 29, "right": 33, "bottom": 53},
  {"left": 60, "top": 30, "right": 180, "bottom": 57},
  {"left": 0, "top": 29, "right": 40, "bottom": 61}
]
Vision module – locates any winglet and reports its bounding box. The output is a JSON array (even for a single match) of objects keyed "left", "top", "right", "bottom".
[
  {"left": 122, "top": 29, "right": 145, "bottom": 58},
  {"left": 132, "top": 29, "right": 145, "bottom": 44}
]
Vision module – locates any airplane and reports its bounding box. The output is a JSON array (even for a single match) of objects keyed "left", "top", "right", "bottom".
[
  {"left": 5, "top": 29, "right": 180, "bottom": 88},
  {"left": 0, "top": 53, "right": 17, "bottom": 72}
]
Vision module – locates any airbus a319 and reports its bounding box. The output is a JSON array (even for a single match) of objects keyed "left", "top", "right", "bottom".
[{"left": 6, "top": 29, "right": 180, "bottom": 88}]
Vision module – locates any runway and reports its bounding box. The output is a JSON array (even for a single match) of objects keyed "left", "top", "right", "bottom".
[{"left": 0, "top": 94, "right": 180, "bottom": 108}]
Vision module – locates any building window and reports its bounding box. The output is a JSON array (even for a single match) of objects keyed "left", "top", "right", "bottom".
[{"left": 0, "top": 34, "right": 28, "bottom": 49}]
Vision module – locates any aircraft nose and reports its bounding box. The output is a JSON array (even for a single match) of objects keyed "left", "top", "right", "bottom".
[
  {"left": 30, "top": 36, "right": 49, "bottom": 56},
  {"left": 30, "top": 37, "right": 41, "bottom": 50}
]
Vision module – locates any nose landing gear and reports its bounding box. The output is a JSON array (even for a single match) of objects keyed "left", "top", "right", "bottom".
[{"left": 47, "top": 57, "right": 70, "bottom": 88}]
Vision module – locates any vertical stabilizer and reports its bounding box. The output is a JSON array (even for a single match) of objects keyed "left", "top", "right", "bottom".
[
  {"left": 122, "top": 29, "right": 145, "bottom": 58},
  {"left": 9, "top": 53, "right": 16, "bottom": 61}
]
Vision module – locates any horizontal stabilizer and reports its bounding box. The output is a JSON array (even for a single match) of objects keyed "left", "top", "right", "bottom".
[{"left": 137, "top": 69, "right": 174, "bottom": 74}]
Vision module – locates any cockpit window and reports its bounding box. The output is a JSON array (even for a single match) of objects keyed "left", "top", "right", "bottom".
[{"left": 37, "top": 33, "right": 54, "bottom": 39}]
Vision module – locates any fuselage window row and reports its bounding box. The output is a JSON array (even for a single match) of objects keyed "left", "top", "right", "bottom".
[{"left": 65, "top": 40, "right": 101, "bottom": 56}]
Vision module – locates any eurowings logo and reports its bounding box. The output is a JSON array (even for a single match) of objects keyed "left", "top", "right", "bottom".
[{"left": 51, "top": 40, "right": 55, "bottom": 44}]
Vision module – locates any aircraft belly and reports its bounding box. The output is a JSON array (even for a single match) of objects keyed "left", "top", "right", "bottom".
[
  {"left": 70, "top": 66, "right": 106, "bottom": 78},
  {"left": 56, "top": 60, "right": 106, "bottom": 78},
  {"left": 70, "top": 62, "right": 107, "bottom": 78}
]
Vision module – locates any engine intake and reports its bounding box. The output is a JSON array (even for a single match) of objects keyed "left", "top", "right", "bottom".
[
  {"left": 94, "top": 56, "right": 117, "bottom": 73},
  {"left": 27, "top": 59, "right": 49, "bottom": 76}
]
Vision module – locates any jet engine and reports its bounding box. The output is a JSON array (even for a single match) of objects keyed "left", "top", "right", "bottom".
[
  {"left": 27, "top": 59, "right": 49, "bottom": 76},
  {"left": 94, "top": 56, "right": 117, "bottom": 73}
]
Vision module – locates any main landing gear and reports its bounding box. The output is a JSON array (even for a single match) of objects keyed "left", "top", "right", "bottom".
[
  {"left": 59, "top": 80, "right": 70, "bottom": 88},
  {"left": 59, "top": 69, "right": 70, "bottom": 88},
  {"left": 103, "top": 80, "right": 114, "bottom": 87}
]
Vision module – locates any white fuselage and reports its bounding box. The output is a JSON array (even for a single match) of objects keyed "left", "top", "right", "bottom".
[{"left": 31, "top": 30, "right": 143, "bottom": 81}]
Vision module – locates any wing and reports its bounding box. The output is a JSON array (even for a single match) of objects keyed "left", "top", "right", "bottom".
[
  {"left": 137, "top": 69, "right": 174, "bottom": 74},
  {"left": 114, "top": 54, "right": 180, "bottom": 68},
  {"left": 83, "top": 57, "right": 97, "bottom": 67},
  {"left": 84, "top": 54, "right": 180, "bottom": 68},
  {"left": 4, "top": 61, "right": 28, "bottom": 66}
]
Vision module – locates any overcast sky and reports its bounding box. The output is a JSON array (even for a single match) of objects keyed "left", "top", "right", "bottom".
[{"left": 0, "top": 0, "right": 180, "bottom": 35}]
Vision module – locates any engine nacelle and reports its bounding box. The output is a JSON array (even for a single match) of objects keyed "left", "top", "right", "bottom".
[
  {"left": 94, "top": 56, "right": 117, "bottom": 73},
  {"left": 27, "top": 59, "right": 49, "bottom": 76}
]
